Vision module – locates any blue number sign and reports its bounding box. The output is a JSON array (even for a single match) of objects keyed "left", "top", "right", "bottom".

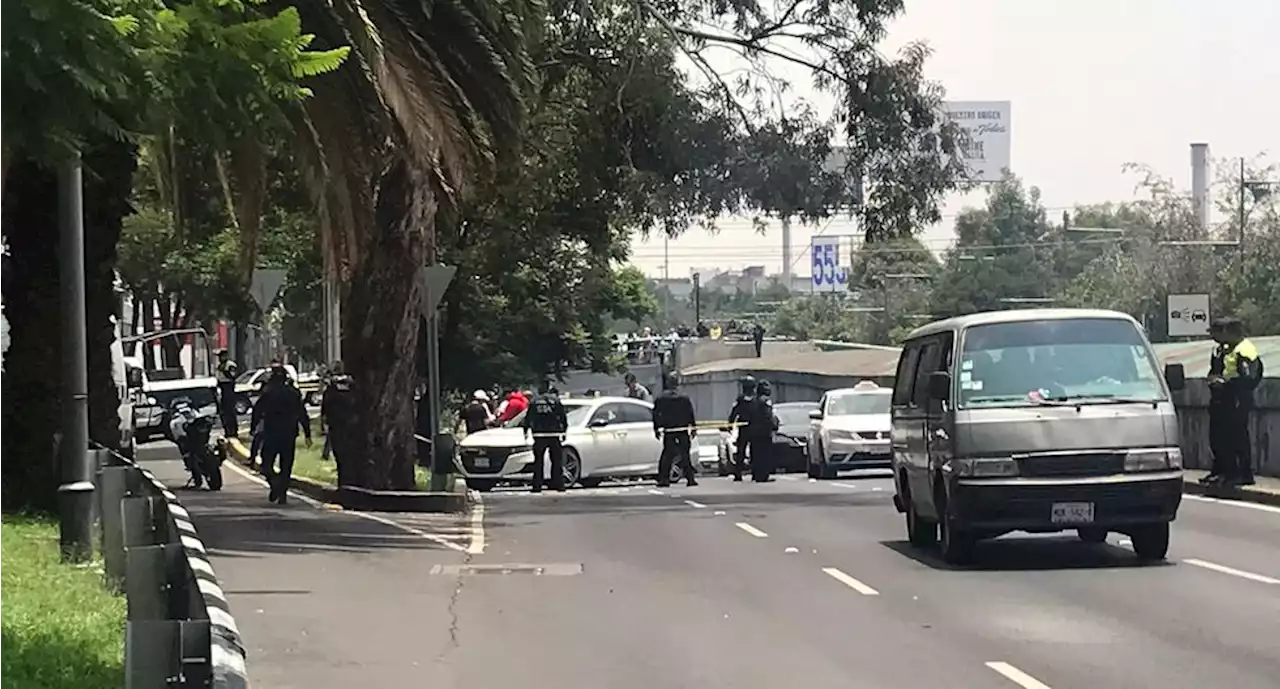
[{"left": 810, "top": 237, "right": 847, "bottom": 289}]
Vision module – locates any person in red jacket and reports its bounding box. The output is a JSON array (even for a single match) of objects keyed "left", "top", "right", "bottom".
[{"left": 495, "top": 388, "right": 529, "bottom": 424}]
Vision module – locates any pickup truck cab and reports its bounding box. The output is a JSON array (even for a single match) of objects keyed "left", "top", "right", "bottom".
[{"left": 890, "top": 309, "right": 1186, "bottom": 565}]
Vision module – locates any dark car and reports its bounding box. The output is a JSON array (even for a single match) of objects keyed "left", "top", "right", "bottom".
[{"left": 719, "top": 401, "right": 819, "bottom": 474}]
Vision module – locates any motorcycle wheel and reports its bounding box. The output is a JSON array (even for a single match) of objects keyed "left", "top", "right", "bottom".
[{"left": 203, "top": 452, "right": 224, "bottom": 491}]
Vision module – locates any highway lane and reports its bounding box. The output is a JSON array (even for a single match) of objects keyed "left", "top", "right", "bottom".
[{"left": 439, "top": 473, "right": 1280, "bottom": 689}]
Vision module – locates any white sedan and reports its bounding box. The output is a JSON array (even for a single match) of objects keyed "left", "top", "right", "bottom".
[
  {"left": 457, "top": 396, "right": 692, "bottom": 491},
  {"left": 807, "top": 382, "right": 893, "bottom": 479}
]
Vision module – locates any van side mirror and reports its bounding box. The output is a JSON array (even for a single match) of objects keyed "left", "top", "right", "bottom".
[
  {"left": 126, "top": 368, "right": 143, "bottom": 389},
  {"left": 1164, "top": 363, "right": 1186, "bottom": 391},
  {"left": 808, "top": 409, "right": 823, "bottom": 421},
  {"left": 928, "top": 371, "right": 952, "bottom": 401}
]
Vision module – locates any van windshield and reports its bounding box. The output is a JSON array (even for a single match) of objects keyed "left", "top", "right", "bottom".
[{"left": 958, "top": 318, "right": 1166, "bottom": 408}]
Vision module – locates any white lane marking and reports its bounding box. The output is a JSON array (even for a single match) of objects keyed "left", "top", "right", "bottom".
[
  {"left": 831, "top": 482, "right": 859, "bottom": 489},
  {"left": 648, "top": 489, "right": 666, "bottom": 496},
  {"left": 776, "top": 475, "right": 798, "bottom": 481},
  {"left": 1183, "top": 558, "right": 1280, "bottom": 585},
  {"left": 821, "top": 567, "right": 880, "bottom": 595},
  {"left": 466, "top": 494, "right": 487, "bottom": 554},
  {"left": 684, "top": 500, "right": 707, "bottom": 508},
  {"left": 734, "top": 522, "right": 768, "bottom": 538},
  {"left": 985, "top": 661, "right": 1053, "bottom": 689},
  {"left": 224, "top": 456, "right": 471, "bottom": 553},
  {"left": 1184, "top": 493, "right": 1280, "bottom": 515}
]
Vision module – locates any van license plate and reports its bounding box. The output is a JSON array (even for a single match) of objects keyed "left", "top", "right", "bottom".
[
  {"left": 1051, "top": 502, "right": 1094, "bottom": 524},
  {"left": 473, "top": 456, "right": 490, "bottom": 469}
]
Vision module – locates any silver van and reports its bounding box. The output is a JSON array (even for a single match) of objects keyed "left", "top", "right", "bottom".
[{"left": 890, "top": 309, "right": 1186, "bottom": 565}]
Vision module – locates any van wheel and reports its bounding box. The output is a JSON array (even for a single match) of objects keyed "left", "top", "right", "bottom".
[
  {"left": 937, "top": 489, "right": 975, "bottom": 565},
  {"left": 905, "top": 494, "right": 938, "bottom": 547},
  {"left": 1130, "top": 523, "right": 1170, "bottom": 561},
  {"left": 1077, "top": 527, "right": 1107, "bottom": 544}
]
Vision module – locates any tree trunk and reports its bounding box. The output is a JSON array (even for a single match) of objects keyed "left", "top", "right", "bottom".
[
  {"left": 85, "top": 141, "right": 139, "bottom": 452},
  {"left": 340, "top": 159, "right": 434, "bottom": 490},
  {"left": 2, "top": 159, "right": 62, "bottom": 512}
]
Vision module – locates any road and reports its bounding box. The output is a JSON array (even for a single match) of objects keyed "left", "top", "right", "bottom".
[
  {"left": 432, "top": 472, "right": 1280, "bottom": 689},
  {"left": 152, "top": 435, "right": 1280, "bottom": 689}
]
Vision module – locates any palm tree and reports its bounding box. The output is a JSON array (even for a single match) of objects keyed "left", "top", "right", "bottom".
[{"left": 289, "top": 0, "right": 536, "bottom": 489}]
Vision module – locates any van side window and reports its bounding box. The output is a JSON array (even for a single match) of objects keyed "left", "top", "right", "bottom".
[
  {"left": 922, "top": 333, "right": 955, "bottom": 412},
  {"left": 912, "top": 341, "right": 939, "bottom": 408},
  {"left": 892, "top": 344, "right": 921, "bottom": 406}
]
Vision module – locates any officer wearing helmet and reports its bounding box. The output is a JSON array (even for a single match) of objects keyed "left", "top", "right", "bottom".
[
  {"left": 725, "top": 375, "right": 756, "bottom": 481},
  {"left": 522, "top": 378, "right": 569, "bottom": 492},
  {"left": 653, "top": 372, "right": 698, "bottom": 487},
  {"left": 745, "top": 379, "right": 779, "bottom": 482},
  {"left": 214, "top": 349, "right": 240, "bottom": 438}
]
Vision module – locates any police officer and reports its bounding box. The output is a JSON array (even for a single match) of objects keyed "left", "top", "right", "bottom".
[
  {"left": 1204, "top": 317, "right": 1262, "bottom": 487},
  {"left": 251, "top": 364, "right": 312, "bottom": 503},
  {"left": 523, "top": 379, "right": 569, "bottom": 492},
  {"left": 745, "top": 379, "right": 778, "bottom": 483},
  {"left": 320, "top": 366, "right": 356, "bottom": 485},
  {"left": 653, "top": 372, "right": 698, "bottom": 488},
  {"left": 215, "top": 349, "right": 240, "bottom": 438},
  {"left": 726, "top": 375, "right": 756, "bottom": 482}
]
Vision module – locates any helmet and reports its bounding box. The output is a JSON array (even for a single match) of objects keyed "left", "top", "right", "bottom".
[
  {"left": 473, "top": 389, "right": 490, "bottom": 401},
  {"left": 739, "top": 375, "right": 757, "bottom": 395},
  {"left": 756, "top": 379, "right": 772, "bottom": 397},
  {"left": 662, "top": 372, "right": 678, "bottom": 390}
]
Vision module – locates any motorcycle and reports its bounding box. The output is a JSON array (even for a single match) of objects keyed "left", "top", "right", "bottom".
[{"left": 167, "top": 398, "right": 224, "bottom": 491}]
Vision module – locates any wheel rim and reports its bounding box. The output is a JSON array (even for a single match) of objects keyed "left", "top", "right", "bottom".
[
  {"left": 563, "top": 455, "right": 580, "bottom": 485},
  {"left": 670, "top": 462, "right": 684, "bottom": 483}
]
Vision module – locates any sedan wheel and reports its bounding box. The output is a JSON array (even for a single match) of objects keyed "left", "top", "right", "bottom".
[{"left": 561, "top": 449, "right": 582, "bottom": 488}]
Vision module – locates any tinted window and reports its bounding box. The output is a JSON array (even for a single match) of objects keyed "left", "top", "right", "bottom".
[
  {"left": 827, "top": 394, "right": 890, "bottom": 415},
  {"left": 911, "top": 341, "right": 939, "bottom": 407},
  {"left": 590, "top": 403, "right": 627, "bottom": 426},
  {"left": 892, "top": 346, "right": 920, "bottom": 406},
  {"left": 615, "top": 403, "right": 653, "bottom": 424},
  {"left": 959, "top": 318, "right": 1164, "bottom": 407}
]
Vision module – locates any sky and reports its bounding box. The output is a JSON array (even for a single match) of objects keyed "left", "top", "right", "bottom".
[{"left": 628, "top": 0, "right": 1280, "bottom": 278}]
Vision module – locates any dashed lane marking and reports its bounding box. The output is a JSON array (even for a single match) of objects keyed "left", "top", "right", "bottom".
[
  {"left": 466, "top": 493, "right": 486, "bottom": 554},
  {"left": 821, "top": 567, "right": 880, "bottom": 596},
  {"left": 1184, "top": 493, "right": 1280, "bottom": 515},
  {"left": 985, "top": 661, "right": 1053, "bottom": 689},
  {"left": 1183, "top": 558, "right": 1280, "bottom": 585},
  {"left": 648, "top": 489, "right": 666, "bottom": 496},
  {"left": 734, "top": 522, "right": 768, "bottom": 538},
  {"left": 684, "top": 500, "right": 707, "bottom": 508}
]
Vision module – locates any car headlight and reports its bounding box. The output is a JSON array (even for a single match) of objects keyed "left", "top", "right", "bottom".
[
  {"left": 1124, "top": 448, "right": 1181, "bottom": 472},
  {"left": 827, "top": 429, "right": 855, "bottom": 442},
  {"left": 948, "top": 457, "right": 1019, "bottom": 478}
]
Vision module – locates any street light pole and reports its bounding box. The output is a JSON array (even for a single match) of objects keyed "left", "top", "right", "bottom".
[
  {"left": 1238, "top": 157, "right": 1247, "bottom": 263},
  {"left": 57, "top": 152, "right": 95, "bottom": 563}
]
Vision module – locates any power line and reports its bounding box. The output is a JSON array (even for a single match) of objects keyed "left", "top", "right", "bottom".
[{"left": 630, "top": 235, "right": 1130, "bottom": 258}]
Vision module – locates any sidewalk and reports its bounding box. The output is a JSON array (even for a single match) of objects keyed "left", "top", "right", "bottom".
[
  {"left": 1182, "top": 469, "right": 1280, "bottom": 507},
  {"left": 138, "top": 448, "right": 476, "bottom": 689}
]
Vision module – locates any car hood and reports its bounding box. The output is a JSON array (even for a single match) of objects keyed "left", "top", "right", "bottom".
[
  {"left": 458, "top": 428, "right": 532, "bottom": 450},
  {"left": 824, "top": 414, "right": 890, "bottom": 433},
  {"left": 776, "top": 423, "right": 810, "bottom": 440}
]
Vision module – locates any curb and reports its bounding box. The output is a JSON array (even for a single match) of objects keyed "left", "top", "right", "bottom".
[
  {"left": 1182, "top": 479, "right": 1280, "bottom": 508},
  {"left": 225, "top": 439, "right": 469, "bottom": 513}
]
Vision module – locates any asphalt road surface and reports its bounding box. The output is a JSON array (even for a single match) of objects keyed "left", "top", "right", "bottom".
[
  {"left": 428, "top": 472, "right": 1280, "bottom": 689},
  {"left": 156, "top": 439, "right": 1280, "bottom": 689}
]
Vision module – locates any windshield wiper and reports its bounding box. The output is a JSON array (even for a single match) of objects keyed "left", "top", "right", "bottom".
[{"left": 1046, "top": 395, "right": 1155, "bottom": 405}]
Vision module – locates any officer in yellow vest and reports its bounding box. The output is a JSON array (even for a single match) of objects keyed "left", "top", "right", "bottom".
[{"left": 1204, "top": 317, "right": 1262, "bottom": 486}]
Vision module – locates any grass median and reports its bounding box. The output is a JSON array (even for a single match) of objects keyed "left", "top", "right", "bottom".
[
  {"left": 242, "top": 422, "right": 437, "bottom": 490},
  {"left": 1, "top": 514, "right": 126, "bottom": 689}
]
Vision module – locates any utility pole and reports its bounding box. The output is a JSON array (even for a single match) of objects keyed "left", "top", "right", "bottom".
[
  {"left": 57, "top": 152, "right": 94, "bottom": 563},
  {"left": 1238, "top": 157, "right": 1247, "bottom": 264},
  {"left": 662, "top": 236, "right": 670, "bottom": 325},
  {"left": 692, "top": 272, "right": 701, "bottom": 328}
]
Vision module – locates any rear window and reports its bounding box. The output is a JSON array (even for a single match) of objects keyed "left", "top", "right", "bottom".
[
  {"left": 774, "top": 405, "right": 817, "bottom": 425},
  {"left": 959, "top": 318, "right": 1165, "bottom": 407}
]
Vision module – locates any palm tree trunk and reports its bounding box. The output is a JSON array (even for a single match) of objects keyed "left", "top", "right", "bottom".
[{"left": 339, "top": 158, "right": 434, "bottom": 490}]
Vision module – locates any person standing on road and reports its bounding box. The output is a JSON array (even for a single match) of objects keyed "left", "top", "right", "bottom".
[
  {"left": 320, "top": 360, "right": 344, "bottom": 461},
  {"left": 320, "top": 365, "right": 356, "bottom": 485},
  {"left": 653, "top": 372, "right": 698, "bottom": 488},
  {"left": 461, "top": 390, "right": 495, "bottom": 435},
  {"left": 726, "top": 375, "right": 756, "bottom": 482},
  {"left": 745, "top": 379, "right": 778, "bottom": 483},
  {"left": 625, "top": 372, "right": 652, "bottom": 401},
  {"left": 215, "top": 349, "right": 240, "bottom": 438},
  {"left": 251, "top": 364, "right": 312, "bottom": 504},
  {"left": 1203, "top": 317, "right": 1262, "bottom": 487},
  {"left": 522, "top": 379, "right": 568, "bottom": 493}
]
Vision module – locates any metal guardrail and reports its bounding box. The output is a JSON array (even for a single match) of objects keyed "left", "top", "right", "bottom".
[{"left": 91, "top": 445, "right": 249, "bottom": 688}]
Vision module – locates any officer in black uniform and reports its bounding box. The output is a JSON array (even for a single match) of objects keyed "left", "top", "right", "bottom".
[
  {"left": 523, "top": 379, "right": 569, "bottom": 492},
  {"left": 653, "top": 372, "right": 698, "bottom": 488},
  {"left": 746, "top": 379, "right": 778, "bottom": 483},
  {"left": 320, "top": 368, "right": 356, "bottom": 486},
  {"left": 726, "top": 375, "right": 756, "bottom": 482},
  {"left": 1204, "top": 317, "right": 1263, "bottom": 486},
  {"left": 215, "top": 349, "right": 240, "bottom": 438},
  {"left": 251, "top": 365, "right": 312, "bottom": 503}
]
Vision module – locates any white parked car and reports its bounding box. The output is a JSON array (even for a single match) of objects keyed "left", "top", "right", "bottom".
[
  {"left": 457, "top": 396, "right": 691, "bottom": 491},
  {"left": 807, "top": 381, "right": 893, "bottom": 479}
]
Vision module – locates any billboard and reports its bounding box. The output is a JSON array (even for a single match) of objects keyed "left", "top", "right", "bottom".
[{"left": 942, "top": 101, "right": 1011, "bottom": 183}]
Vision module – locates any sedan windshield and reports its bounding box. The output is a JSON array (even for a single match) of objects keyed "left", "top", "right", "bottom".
[
  {"left": 959, "top": 318, "right": 1165, "bottom": 408},
  {"left": 502, "top": 401, "right": 593, "bottom": 428},
  {"left": 828, "top": 393, "right": 890, "bottom": 415}
]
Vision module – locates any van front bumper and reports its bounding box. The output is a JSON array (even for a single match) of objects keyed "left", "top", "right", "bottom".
[{"left": 950, "top": 472, "right": 1183, "bottom": 532}]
